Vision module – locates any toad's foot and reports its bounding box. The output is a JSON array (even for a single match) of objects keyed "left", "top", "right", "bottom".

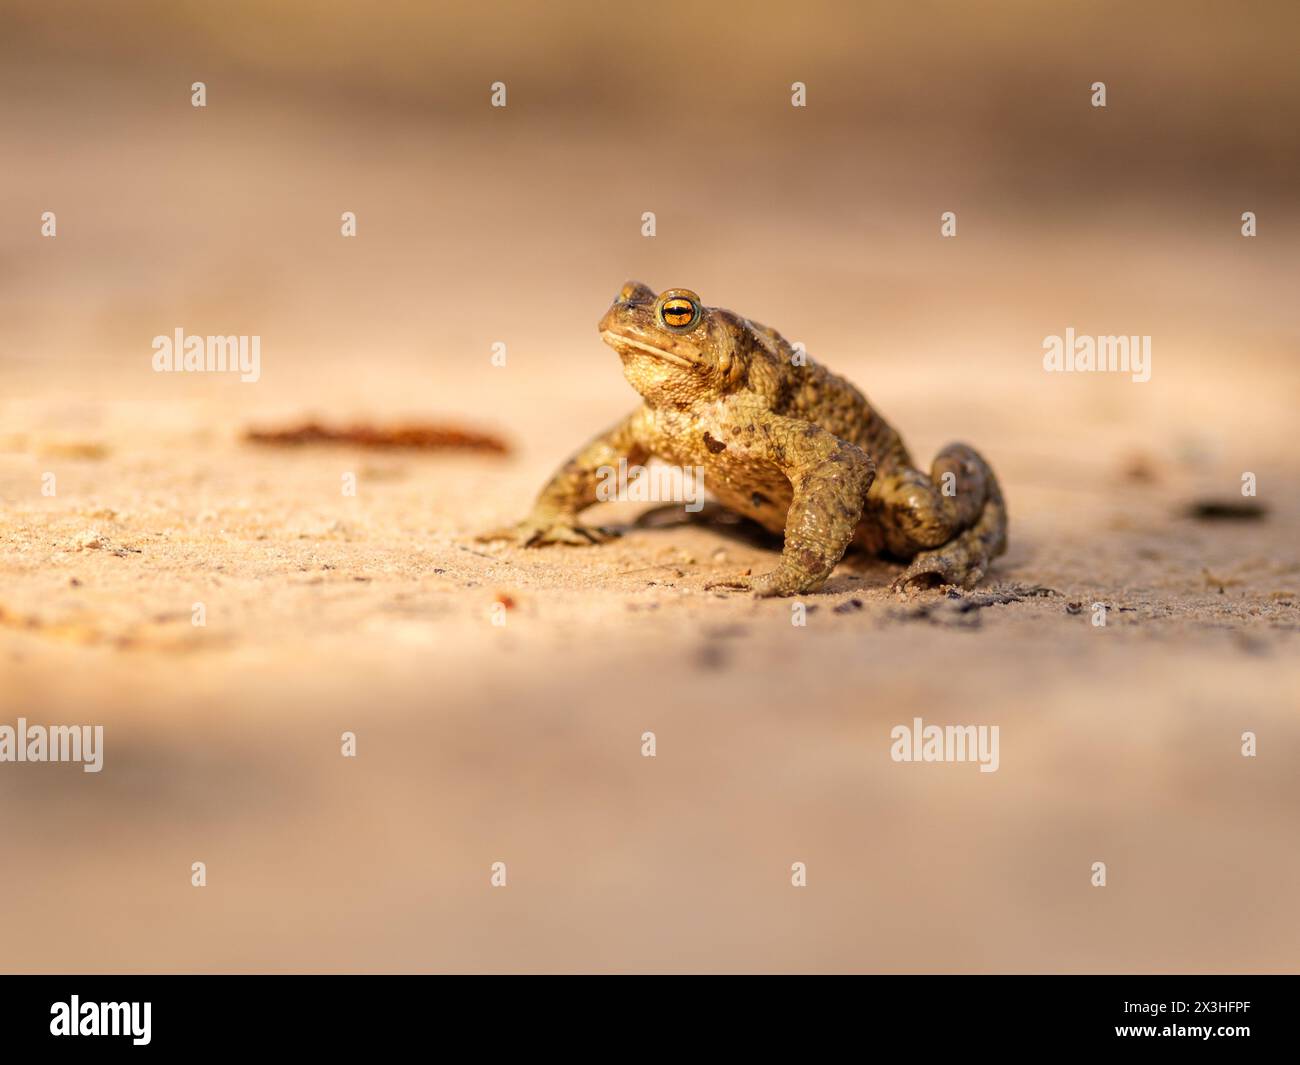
[
  {"left": 705, "top": 568, "right": 816, "bottom": 598},
  {"left": 702, "top": 421, "right": 873, "bottom": 600},
  {"left": 476, "top": 517, "right": 620, "bottom": 547},
  {"left": 890, "top": 527, "right": 990, "bottom": 593}
]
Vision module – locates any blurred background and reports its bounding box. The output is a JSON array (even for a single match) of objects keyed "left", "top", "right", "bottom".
[{"left": 1, "top": 0, "right": 1297, "bottom": 973}]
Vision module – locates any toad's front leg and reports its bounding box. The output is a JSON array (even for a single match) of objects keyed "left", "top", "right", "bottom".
[
  {"left": 478, "top": 408, "right": 653, "bottom": 546},
  {"left": 707, "top": 418, "right": 875, "bottom": 597}
]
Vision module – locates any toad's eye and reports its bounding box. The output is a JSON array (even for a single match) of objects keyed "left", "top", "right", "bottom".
[{"left": 658, "top": 296, "right": 700, "bottom": 331}]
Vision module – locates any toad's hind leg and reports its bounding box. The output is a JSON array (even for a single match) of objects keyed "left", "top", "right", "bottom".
[{"left": 876, "top": 443, "right": 1007, "bottom": 591}]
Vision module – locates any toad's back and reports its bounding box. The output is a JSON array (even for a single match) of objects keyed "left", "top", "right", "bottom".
[{"left": 743, "top": 317, "right": 913, "bottom": 476}]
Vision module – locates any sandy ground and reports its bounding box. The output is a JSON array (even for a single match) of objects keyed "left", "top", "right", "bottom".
[
  {"left": 3, "top": 357, "right": 1298, "bottom": 972},
  {"left": 2, "top": 5, "right": 1299, "bottom": 971}
]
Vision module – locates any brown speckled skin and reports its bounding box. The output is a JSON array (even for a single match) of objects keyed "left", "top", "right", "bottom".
[{"left": 481, "top": 282, "right": 1007, "bottom": 596}]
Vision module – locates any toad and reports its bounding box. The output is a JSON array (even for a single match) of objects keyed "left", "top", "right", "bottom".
[{"left": 480, "top": 282, "right": 1006, "bottom": 597}]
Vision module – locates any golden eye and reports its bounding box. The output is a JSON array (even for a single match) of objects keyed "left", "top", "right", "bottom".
[{"left": 658, "top": 296, "right": 699, "bottom": 330}]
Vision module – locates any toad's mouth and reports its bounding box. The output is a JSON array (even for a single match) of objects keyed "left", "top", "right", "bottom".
[{"left": 600, "top": 330, "right": 702, "bottom": 369}]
